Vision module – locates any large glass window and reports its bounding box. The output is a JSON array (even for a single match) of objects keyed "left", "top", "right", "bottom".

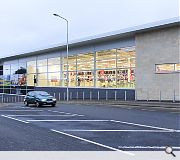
[
  {"left": 0, "top": 66, "right": 3, "bottom": 87},
  {"left": 117, "top": 47, "right": 135, "bottom": 68},
  {"left": 27, "top": 61, "right": 36, "bottom": 74},
  {"left": 11, "top": 64, "right": 19, "bottom": 75},
  {"left": 35, "top": 59, "right": 48, "bottom": 87},
  {"left": 47, "top": 57, "right": 61, "bottom": 86},
  {"left": 96, "top": 49, "right": 116, "bottom": 61},
  {"left": 69, "top": 71, "right": 76, "bottom": 87},
  {"left": 96, "top": 69, "right": 116, "bottom": 88},
  {"left": 27, "top": 74, "right": 34, "bottom": 86},
  {"left": 3, "top": 65, "right": 11, "bottom": 88},
  {"left": 38, "top": 79, "right": 48, "bottom": 87},
  {"left": 63, "top": 55, "right": 76, "bottom": 73},
  {"left": 95, "top": 48, "right": 135, "bottom": 88},
  {"left": 48, "top": 57, "right": 60, "bottom": 66},
  {"left": 37, "top": 59, "right": 47, "bottom": 67},
  {"left": 116, "top": 47, "right": 135, "bottom": 88},
  {"left": 37, "top": 66, "right": 47, "bottom": 73},
  {"left": 62, "top": 54, "right": 76, "bottom": 87},
  {"left": 117, "top": 68, "right": 135, "bottom": 88},
  {"left": 77, "top": 71, "right": 94, "bottom": 87},
  {"left": 48, "top": 72, "right": 60, "bottom": 86},
  {"left": 77, "top": 52, "right": 94, "bottom": 87},
  {"left": 96, "top": 50, "right": 116, "bottom": 88},
  {"left": 1, "top": 46, "right": 136, "bottom": 91},
  {"left": 48, "top": 65, "right": 60, "bottom": 72},
  {"left": 96, "top": 59, "right": 116, "bottom": 69},
  {"left": 77, "top": 53, "right": 94, "bottom": 70}
]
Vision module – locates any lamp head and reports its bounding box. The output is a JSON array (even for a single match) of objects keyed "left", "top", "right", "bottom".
[{"left": 53, "top": 14, "right": 59, "bottom": 17}]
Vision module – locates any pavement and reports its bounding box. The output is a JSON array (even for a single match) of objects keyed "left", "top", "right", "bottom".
[
  {"left": 59, "top": 100, "right": 180, "bottom": 109},
  {"left": 0, "top": 103, "right": 9, "bottom": 108}
]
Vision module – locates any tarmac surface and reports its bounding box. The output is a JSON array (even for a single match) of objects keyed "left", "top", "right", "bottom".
[{"left": 0, "top": 102, "right": 179, "bottom": 153}]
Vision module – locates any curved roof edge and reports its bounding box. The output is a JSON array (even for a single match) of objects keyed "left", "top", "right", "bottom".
[{"left": 1, "top": 17, "right": 179, "bottom": 62}]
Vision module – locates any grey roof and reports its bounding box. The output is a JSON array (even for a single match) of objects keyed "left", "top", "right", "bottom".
[{"left": 1, "top": 17, "right": 180, "bottom": 61}]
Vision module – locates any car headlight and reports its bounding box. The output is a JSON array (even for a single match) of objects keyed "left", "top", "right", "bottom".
[
  {"left": 41, "top": 99, "right": 47, "bottom": 102},
  {"left": 53, "top": 98, "right": 56, "bottom": 101}
]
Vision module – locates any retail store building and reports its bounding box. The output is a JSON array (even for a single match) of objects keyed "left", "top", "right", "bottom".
[{"left": 0, "top": 18, "right": 179, "bottom": 101}]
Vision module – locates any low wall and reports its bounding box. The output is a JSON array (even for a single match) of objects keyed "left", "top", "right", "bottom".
[{"left": 36, "top": 87, "right": 135, "bottom": 101}]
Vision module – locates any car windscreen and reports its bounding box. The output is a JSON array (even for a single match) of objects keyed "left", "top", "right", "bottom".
[{"left": 36, "top": 92, "right": 50, "bottom": 96}]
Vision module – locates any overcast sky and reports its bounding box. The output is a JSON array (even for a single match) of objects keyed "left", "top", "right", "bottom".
[{"left": 0, "top": 0, "right": 179, "bottom": 58}]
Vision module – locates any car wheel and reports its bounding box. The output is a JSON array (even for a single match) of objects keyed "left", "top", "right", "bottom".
[
  {"left": 24, "top": 101, "right": 29, "bottom": 106},
  {"left": 36, "top": 101, "right": 40, "bottom": 107}
]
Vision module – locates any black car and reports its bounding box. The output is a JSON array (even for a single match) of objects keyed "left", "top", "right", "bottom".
[{"left": 24, "top": 91, "right": 56, "bottom": 107}]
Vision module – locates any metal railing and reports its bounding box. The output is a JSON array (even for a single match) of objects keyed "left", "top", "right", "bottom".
[
  {"left": 0, "top": 93, "right": 25, "bottom": 103},
  {"left": 0, "top": 89, "right": 178, "bottom": 103}
]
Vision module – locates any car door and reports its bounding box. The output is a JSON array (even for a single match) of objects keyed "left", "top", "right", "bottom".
[
  {"left": 25, "top": 93, "right": 31, "bottom": 103},
  {"left": 28, "top": 92, "right": 36, "bottom": 104}
]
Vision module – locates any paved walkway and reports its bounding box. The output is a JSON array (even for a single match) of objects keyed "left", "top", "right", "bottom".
[
  {"left": 0, "top": 100, "right": 179, "bottom": 109},
  {"left": 59, "top": 100, "right": 180, "bottom": 109},
  {"left": 0, "top": 103, "right": 9, "bottom": 108}
]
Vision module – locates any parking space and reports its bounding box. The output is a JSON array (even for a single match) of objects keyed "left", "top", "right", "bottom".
[{"left": 0, "top": 103, "right": 180, "bottom": 152}]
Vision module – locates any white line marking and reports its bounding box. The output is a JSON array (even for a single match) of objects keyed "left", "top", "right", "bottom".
[
  {"left": 77, "top": 115, "right": 84, "bottom": 117},
  {"left": 148, "top": 110, "right": 155, "bottom": 112},
  {"left": 118, "top": 146, "right": 180, "bottom": 149},
  {"left": 7, "top": 114, "right": 84, "bottom": 117},
  {"left": 0, "top": 110, "right": 43, "bottom": 112},
  {"left": 67, "top": 114, "right": 84, "bottom": 117},
  {"left": 170, "top": 112, "right": 180, "bottom": 114},
  {"left": 141, "top": 109, "right": 147, "bottom": 111},
  {"left": 24, "top": 118, "right": 180, "bottom": 132},
  {"left": 110, "top": 120, "right": 178, "bottom": 132},
  {"left": 1, "top": 115, "right": 29, "bottom": 124},
  {"left": 51, "top": 129, "right": 134, "bottom": 156},
  {"left": 27, "top": 119, "right": 110, "bottom": 122},
  {"left": 63, "top": 129, "right": 176, "bottom": 132},
  {"left": 48, "top": 110, "right": 65, "bottom": 114},
  {"left": 65, "top": 112, "right": 72, "bottom": 114},
  {"left": 48, "top": 110, "right": 84, "bottom": 116},
  {"left": 19, "top": 107, "right": 32, "bottom": 109}
]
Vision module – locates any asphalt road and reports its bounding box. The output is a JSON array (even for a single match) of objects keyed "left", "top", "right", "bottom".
[{"left": 0, "top": 102, "right": 179, "bottom": 153}]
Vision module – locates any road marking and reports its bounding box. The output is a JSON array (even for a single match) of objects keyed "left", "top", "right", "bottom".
[
  {"left": 51, "top": 129, "right": 134, "bottom": 156},
  {"left": 148, "top": 110, "right": 155, "bottom": 112},
  {"left": 27, "top": 119, "right": 110, "bottom": 122},
  {"left": 22, "top": 118, "right": 180, "bottom": 133},
  {"left": 48, "top": 110, "right": 66, "bottom": 114},
  {"left": 48, "top": 110, "right": 84, "bottom": 116},
  {"left": 2, "top": 106, "right": 32, "bottom": 109},
  {"left": 63, "top": 129, "right": 176, "bottom": 132},
  {"left": 110, "top": 120, "right": 179, "bottom": 132},
  {"left": 7, "top": 114, "right": 84, "bottom": 117},
  {"left": 170, "top": 112, "right": 180, "bottom": 114},
  {"left": 64, "top": 112, "right": 72, "bottom": 115},
  {"left": 118, "top": 146, "right": 180, "bottom": 149},
  {"left": 1, "top": 115, "right": 29, "bottom": 124},
  {"left": 0, "top": 110, "right": 43, "bottom": 112},
  {"left": 141, "top": 109, "right": 147, "bottom": 111},
  {"left": 19, "top": 107, "right": 32, "bottom": 109}
]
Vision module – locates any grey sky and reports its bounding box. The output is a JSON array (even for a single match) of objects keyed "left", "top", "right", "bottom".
[{"left": 0, "top": 0, "right": 179, "bottom": 58}]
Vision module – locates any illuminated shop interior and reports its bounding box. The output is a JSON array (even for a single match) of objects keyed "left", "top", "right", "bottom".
[{"left": 0, "top": 46, "right": 137, "bottom": 93}]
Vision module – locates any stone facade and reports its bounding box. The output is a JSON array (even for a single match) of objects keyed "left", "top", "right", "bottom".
[{"left": 135, "top": 26, "right": 180, "bottom": 101}]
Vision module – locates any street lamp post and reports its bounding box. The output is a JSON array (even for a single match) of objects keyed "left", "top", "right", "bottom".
[{"left": 53, "top": 13, "right": 69, "bottom": 101}]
